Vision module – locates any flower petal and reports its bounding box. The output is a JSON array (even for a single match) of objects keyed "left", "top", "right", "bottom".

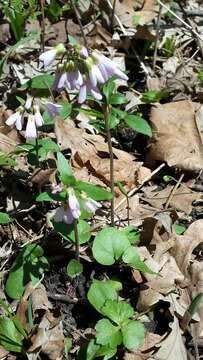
[
  {"left": 39, "top": 49, "right": 56, "bottom": 67},
  {"left": 78, "top": 84, "right": 87, "bottom": 103},
  {"left": 25, "top": 115, "right": 37, "bottom": 140}
]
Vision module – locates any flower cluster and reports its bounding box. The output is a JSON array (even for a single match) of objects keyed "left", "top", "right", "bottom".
[
  {"left": 5, "top": 98, "right": 61, "bottom": 140},
  {"left": 53, "top": 186, "right": 101, "bottom": 225},
  {"left": 39, "top": 43, "right": 128, "bottom": 103}
]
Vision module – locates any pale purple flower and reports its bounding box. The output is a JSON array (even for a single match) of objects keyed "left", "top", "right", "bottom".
[
  {"left": 34, "top": 105, "right": 44, "bottom": 127},
  {"left": 39, "top": 43, "right": 66, "bottom": 67},
  {"left": 84, "top": 198, "right": 102, "bottom": 213},
  {"left": 89, "top": 64, "right": 105, "bottom": 87},
  {"left": 80, "top": 46, "right": 88, "bottom": 58},
  {"left": 78, "top": 79, "right": 102, "bottom": 103},
  {"left": 54, "top": 206, "right": 74, "bottom": 224},
  {"left": 92, "top": 50, "right": 128, "bottom": 82},
  {"left": 57, "top": 72, "right": 67, "bottom": 89},
  {"left": 25, "top": 114, "right": 37, "bottom": 140},
  {"left": 68, "top": 190, "right": 81, "bottom": 219},
  {"left": 6, "top": 107, "right": 24, "bottom": 130},
  {"left": 66, "top": 70, "right": 83, "bottom": 90},
  {"left": 51, "top": 183, "right": 63, "bottom": 194},
  {"left": 24, "top": 96, "right": 33, "bottom": 110},
  {"left": 46, "top": 102, "right": 62, "bottom": 118}
]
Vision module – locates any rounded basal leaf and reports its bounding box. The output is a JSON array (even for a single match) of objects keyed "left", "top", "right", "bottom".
[
  {"left": 67, "top": 259, "right": 83, "bottom": 278},
  {"left": 6, "top": 244, "right": 49, "bottom": 299},
  {"left": 87, "top": 280, "right": 118, "bottom": 314},
  {"left": 122, "top": 246, "right": 154, "bottom": 274},
  {"left": 28, "top": 74, "right": 54, "bottom": 89},
  {"left": 92, "top": 227, "right": 130, "bottom": 265},
  {"left": 102, "top": 300, "right": 133, "bottom": 325},
  {"left": 54, "top": 219, "right": 91, "bottom": 244},
  {"left": 95, "top": 319, "right": 122, "bottom": 348},
  {"left": 0, "top": 317, "right": 23, "bottom": 352},
  {"left": 122, "top": 320, "right": 145, "bottom": 350}
]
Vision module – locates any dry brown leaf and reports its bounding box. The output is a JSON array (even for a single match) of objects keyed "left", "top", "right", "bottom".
[
  {"left": 148, "top": 101, "right": 203, "bottom": 171},
  {"left": 171, "top": 219, "right": 203, "bottom": 276},
  {"left": 55, "top": 118, "right": 144, "bottom": 190},
  {"left": 149, "top": 317, "right": 187, "bottom": 360},
  {"left": 85, "top": 21, "right": 112, "bottom": 49},
  {"left": 123, "top": 354, "right": 145, "bottom": 360},
  {"left": 189, "top": 261, "right": 203, "bottom": 337},
  {"left": 133, "top": 0, "right": 157, "bottom": 25}
]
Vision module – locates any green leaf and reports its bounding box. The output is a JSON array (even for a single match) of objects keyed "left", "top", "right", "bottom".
[
  {"left": 86, "top": 339, "right": 100, "bottom": 360},
  {"left": 102, "top": 300, "right": 133, "bottom": 325},
  {"left": 120, "top": 226, "right": 140, "bottom": 245},
  {"left": 124, "top": 114, "right": 152, "bottom": 137},
  {"left": 103, "top": 80, "right": 116, "bottom": 103},
  {"left": 108, "top": 113, "right": 121, "bottom": 129},
  {"left": 67, "top": 259, "right": 83, "bottom": 278},
  {"left": 0, "top": 152, "right": 16, "bottom": 167},
  {"left": 58, "top": 102, "right": 72, "bottom": 119},
  {"left": 38, "top": 138, "right": 60, "bottom": 161},
  {"left": 198, "top": 71, "right": 203, "bottom": 83},
  {"left": 141, "top": 89, "right": 170, "bottom": 103},
  {"left": 26, "top": 74, "right": 54, "bottom": 89},
  {"left": 57, "top": 152, "right": 75, "bottom": 186},
  {"left": 0, "top": 317, "right": 23, "bottom": 352},
  {"left": 54, "top": 219, "right": 91, "bottom": 244},
  {"left": 0, "top": 212, "right": 13, "bottom": 224},
  {"left": 122, "top": 320, "right": 145, "bottom": 350},
  {"left": 64, "top": 337, "right": 72, "bottom": 357},
  {"left": 95, "top": 319, "right": 122, "bottom": 348},
  {"left": 175, "top": 224, "right": 186, "bottom": 235},
  {"left": 109, "top": 93, "right": 127, "bottom": 105},
  {"left": 92, "top": 227, "right": 130, "bottom": 265},
  {"left": 87, "top": 280, "right": 118, "bottom": 315},
  {"left": 122, "top": 246, "right": 154, "bottom": 274},
  {"left": 95, "top": 345, "right": 117, "bottom": 360},
  {"left": 36, "top": 191, "right": 67, "bottom": 202},
  {"left": 16, "top": 96, "right": 25, "bottom": 106},
  {"left": 6, "top": 244, "right": 49, "bottom": 299},
  {"left": 132, "top": 15, "right": 141, "bottom": 25},
  {"left": 76, "top": 181, "right": 112, "bottom": 201}
]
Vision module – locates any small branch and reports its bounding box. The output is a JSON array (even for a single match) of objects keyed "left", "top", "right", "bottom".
[
  {"left": 110, "top": 0, "right": 117, "bottom": 30},
  {"left": 153, "top": 3, "right": 162, "bottom": 71},
  {"left": 69, "top": 0, "right": 88, "bottom": 48},
  {"left": 165, "top": 173, "right": 184, "bottom": 209},
  {"left": 103, "top": 104, "right": 115, "bottom": 226},
  {"left": 73, "top": 220, "right": 80, "bottom": 261},
  {"left": 39, "top": 0, "right": 45, "bottom": 52}
]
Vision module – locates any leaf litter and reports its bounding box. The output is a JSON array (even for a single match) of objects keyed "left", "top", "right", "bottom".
[{"left": 0, "top": 0, "right": 203, "bottom": 359}]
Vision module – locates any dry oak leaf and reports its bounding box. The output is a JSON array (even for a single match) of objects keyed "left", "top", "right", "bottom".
[
  {"left": 55, "top": 118, "right": 144, "bottom": 189},
  {"left": 189, "top": 261, "right": 203, "bottom": 337},
  {"left": 171, "top": 219, "right": 203, "bottom": 276},
  {"left": 149, "top": 101, "right": 203, "bottom": 171},
  {"left": 149, "top": 317, "right": 187, "bottom": 360}
]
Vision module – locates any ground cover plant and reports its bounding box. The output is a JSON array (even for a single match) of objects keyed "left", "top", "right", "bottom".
[{"left": 0, "top": 0, "right": 203, "bottom": 359}]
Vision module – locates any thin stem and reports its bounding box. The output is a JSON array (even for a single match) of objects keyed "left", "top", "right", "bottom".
[
  {"left": 103, "top": 104, "right": 114, "bottom": 226},
  {"left": 40, "top": 0, "right": 45, "bottom": 52},
  {"left": 73, "top": 220, "right": 80, "bottom": 261},
  {"left": 69, "top": 0, "right": 88, "bottom": 48},
  {"left": 110, "top": 0, "right": 117, "bottom": 30}
]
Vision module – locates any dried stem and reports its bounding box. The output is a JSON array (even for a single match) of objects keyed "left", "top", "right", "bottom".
[
  {"left": 39, "top": 0, "right": 45, "bottom": 52},
  {"left": 73, "top": 220, "right": 80, "bottom": 261},
  {"left": 153, "top": 3, "right": 162, "bottom": 70},
  {"left": 103, "top": 104, "right": 115, "bottom": 226},
  {"left": 69, "top": 0, "right": 88, "bottom": 48},
  {"left": 110, "top": 0, "right": 117, "bottom": 30}
]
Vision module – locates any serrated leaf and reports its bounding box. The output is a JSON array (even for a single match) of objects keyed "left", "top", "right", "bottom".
[
  {"left": 122, "top": 320, "right": 145, "bottom": 350},
  {"left": 67, "top": 259, "right": 83, "bottom": 278},
  {"left": 76, "top": 181, "right": 112, "bottom": 201},
  {"left": 96, "top": 319, "right": 122, "bottom": 348},
  {"left": 92, "top": 227, "right": 130, "bottom": 265},
  {"left": 125, "top": 114, "right": 152, "bottom": 137},
  {"left": 102, "top": 300, "right": 133, "bottom": 325},
  {"left": 87, "top": 280, "right": 118, "bottom": 315}
]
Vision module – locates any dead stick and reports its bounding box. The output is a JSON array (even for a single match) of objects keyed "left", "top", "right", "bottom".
[
  {"left": 165, "top": 173, "right": 184, "bottom": 209},
  {"left": 153, "top": 3, "right": 162, "bottom": 70}
]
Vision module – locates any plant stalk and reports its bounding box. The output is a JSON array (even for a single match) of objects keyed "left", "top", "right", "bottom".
[
  {"left": 73, "top": 220, "right": 80, "bottom": 261},
  {"left": 103, "top": 104, "right": 115, "bottom": 226}
]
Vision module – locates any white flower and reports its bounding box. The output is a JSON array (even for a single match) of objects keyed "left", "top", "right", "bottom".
[
  {"left": 24, "top": 96, "right": 33, "bottom": 110},
  {"left": 89, "top": 64, "right": 105, "bottom": 87},
  {"left": 6, "top": 107, "right": 24, "bottom": 130},
  {"left": 54, "top": 206, "right": 74, "bottom": 224},
  {"left": 51, "top": 183, "right": 63, "bottom": 194},
  {"left": 92, "top": 50, "right": 129, "bottom": 82},
  {"left": 34, "top": 105, "right": 44, "bottom": 127},
  {"left": 39, "top": 43, "right": 66, "bottom": 67},
  {"left": 68, "top": 189, "right": 81, "bottom": 219},
  {"left": 25, "top": 114, "right": 37, "bottom": 140},
  {"left": 84, "top": 198, "right": 101, "bottom": 213}
]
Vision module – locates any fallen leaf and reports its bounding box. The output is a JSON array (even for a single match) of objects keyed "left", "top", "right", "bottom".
[{"left": 148, "top": 101, "right": 203, "bottom": 171}]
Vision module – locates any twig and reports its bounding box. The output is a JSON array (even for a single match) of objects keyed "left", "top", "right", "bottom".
[
  {"left": 110, "top": 0, "right": 117, "bottom": 30},
  {"left": 153, "top": 3, "right": 162, "bottom": 70},
  {"left": 39, "top": 0, "right": 45, "bottom": 52},
  {"left": 157, "top": 0, "right": 203, "bottom": 42},
  {"left": 69, "top": 0, "right": 88, "bottom": 48},
  {"left": 165, "top": 173, "right": 184, "bottom": 209},
  {"left": 105, "top": 0, "right": 127, "bottom": 35},
  {"left": 115, "top": 163, "right": 165, "bottom": 210}
]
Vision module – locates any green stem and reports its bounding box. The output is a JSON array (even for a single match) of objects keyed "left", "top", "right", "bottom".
[
  {"left": 103, "top": 104, "right": 115, "bottom": 226},
  {"left": 73, "top": 220, "right": 80, "bottom": 261}
]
